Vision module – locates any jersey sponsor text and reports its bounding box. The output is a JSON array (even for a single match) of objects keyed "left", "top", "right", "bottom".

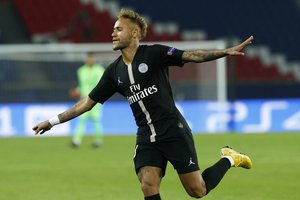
[{"left": 127, "top": 85, "right": 158, "bottom": 104}]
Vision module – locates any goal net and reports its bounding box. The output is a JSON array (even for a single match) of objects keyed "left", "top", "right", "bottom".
[{"left": 0, "top": 41, "right": 227, "bottom": 103}]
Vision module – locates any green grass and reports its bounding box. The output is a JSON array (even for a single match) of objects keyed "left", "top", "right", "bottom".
[{"left": 1, "top": 133, "right": 300, "bottom": 200}]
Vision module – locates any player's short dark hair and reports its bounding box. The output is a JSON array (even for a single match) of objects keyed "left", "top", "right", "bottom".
[{"left": 118, "top": 8, "right": 147, "bottom": 39}]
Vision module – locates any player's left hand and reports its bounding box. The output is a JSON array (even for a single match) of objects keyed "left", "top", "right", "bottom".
[
  {"left": 226, "top": 35, "right": 254, "bottom": 56},
  {"left": 69, "top": 87, "right": 80, "bottom": 99},
  {"left": 33, "top": 120, "right": 52, "bottom": 135}
]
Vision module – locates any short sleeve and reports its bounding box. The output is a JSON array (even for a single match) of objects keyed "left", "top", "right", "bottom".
[
  {"left": 88, "top": 68, "right": 118, "bottom": 104},
  {"left": 151, "top": 44, "right": 184, "bottom": 67}
]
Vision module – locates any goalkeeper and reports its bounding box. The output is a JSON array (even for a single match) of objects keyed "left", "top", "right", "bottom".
[{"left": 70, "top": 52, "right": 105, "bottom": 148}]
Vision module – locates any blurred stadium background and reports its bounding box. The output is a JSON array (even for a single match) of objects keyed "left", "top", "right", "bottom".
[
  {"left": 1, "top": 1, "right": 300, "bottom": 200},
  {"left": 1, "top": 0, "right": 300, "bottom": 136}
]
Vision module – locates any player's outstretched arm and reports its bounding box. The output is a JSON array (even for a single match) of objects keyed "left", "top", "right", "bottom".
[
  {"left": 182, "top": 35, "right": 254, "bottom": 63},
  {"left": 32, "top": 96, "right": 97, "bottom": 135}
]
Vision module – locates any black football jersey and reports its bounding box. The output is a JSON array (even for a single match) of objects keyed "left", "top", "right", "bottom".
[{"left": 89, "top": 44, "right": 190, "bottom": 143}]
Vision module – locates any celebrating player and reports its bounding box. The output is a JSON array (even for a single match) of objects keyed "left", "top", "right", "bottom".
[{"left": 33, "top": 8, "right": 253, "bottom": 200}]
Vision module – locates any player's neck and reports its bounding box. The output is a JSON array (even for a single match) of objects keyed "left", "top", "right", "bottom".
[{"left": 121, "top": 45, "right": 139, "bottom": 65}]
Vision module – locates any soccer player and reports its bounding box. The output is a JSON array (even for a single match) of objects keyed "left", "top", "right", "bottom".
[
  {"left": 70, "top": 52, "right": 105, "bottom": 148},
  {"left": 33, "top": 9, "right": 253, "bottom": 200}
]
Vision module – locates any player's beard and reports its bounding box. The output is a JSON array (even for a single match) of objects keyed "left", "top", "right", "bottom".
[
  {"left": 112, "top": 37, "right": 132, "bottom": 51},
  {"left": 113, "top": 42, "right": 127, "bottom": 51},
  {"left": 112, "top": 43, "right": 122, "bottom": 51}
]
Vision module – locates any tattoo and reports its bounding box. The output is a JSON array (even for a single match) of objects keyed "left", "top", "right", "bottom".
[
  {"left": 58, "top": 106, "right": 78, "bottom": 123},
  {"left": 57, "top": 98, "right": 92, "bottom": 123},
  {"left": 182, "top": 49, "right": 227, "bottom": 63}
]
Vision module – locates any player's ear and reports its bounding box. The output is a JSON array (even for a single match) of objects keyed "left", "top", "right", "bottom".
[{"left": 132, "top": 27, "right": 140, "bottom": 39}]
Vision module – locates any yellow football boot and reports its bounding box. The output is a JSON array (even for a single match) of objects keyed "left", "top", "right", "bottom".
[{"left": 221, "top": 146, "right": 252, "bottom": 169}]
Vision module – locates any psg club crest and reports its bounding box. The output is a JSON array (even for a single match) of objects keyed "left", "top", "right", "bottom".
[{"left": 138, "top": 63, "right": 148, "bottom": 73}]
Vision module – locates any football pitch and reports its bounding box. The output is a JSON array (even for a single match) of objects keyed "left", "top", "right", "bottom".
[{"left": 0, "top": 133, "right": 299, "bottom": 200}]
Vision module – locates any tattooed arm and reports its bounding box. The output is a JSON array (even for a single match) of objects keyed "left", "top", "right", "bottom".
[
  {"left": 33, "top": 96, "right": 97, "bottom": 135},
  {"left": 182, "top": 36, "right": 253, "bottom": 63}
]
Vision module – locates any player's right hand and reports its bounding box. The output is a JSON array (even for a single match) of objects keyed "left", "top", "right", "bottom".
[{"left": 32, "top": 120, "right": 52, "bottom": 135}]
